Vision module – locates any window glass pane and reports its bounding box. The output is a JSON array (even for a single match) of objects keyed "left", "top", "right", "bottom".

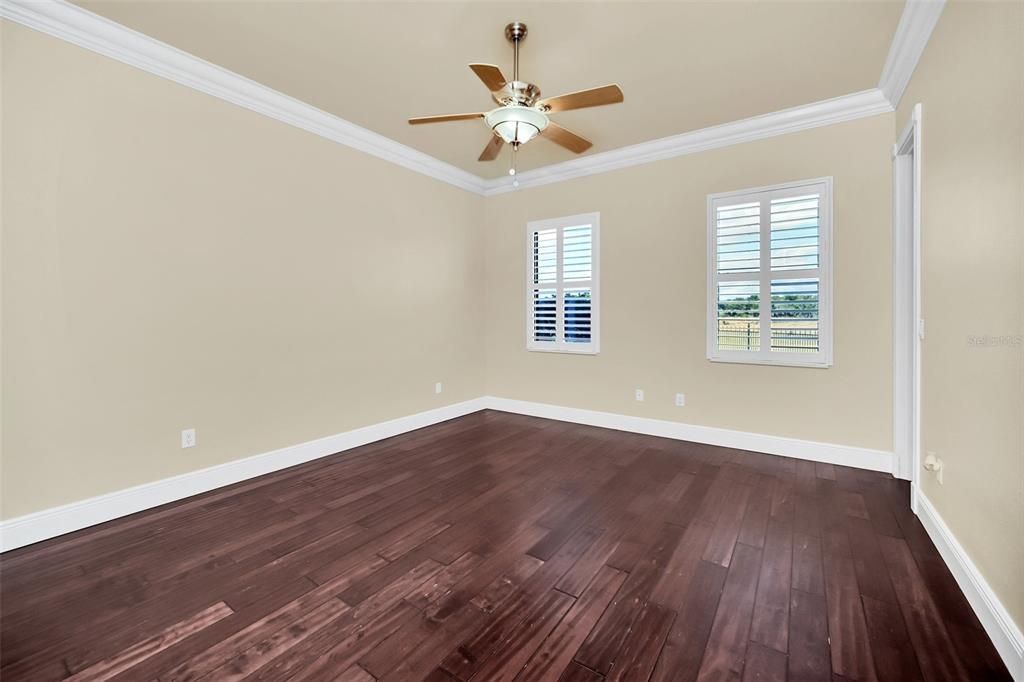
[
  {"left": 563, "top": 288, "right": 591, "bottom": 343},
  {"left": 532, "top": 289, "right": 557, "bottom": 341},
  {"left": 562, "top": 225, "right": 592, "bottom": 282},
  {"left": 717, "top": 281, "right": 760, "bottom": 351},
  {"left": 770, "top": 195, "right": 819, "bottom": 271},
  {"left": 771, "top": 278, "right": 819, "bottom": 353},
  {"left": 716, "top": 201, "right": 760, "bottom": 274},
  {"left": 533, "top": 229, "right": 557, "bottom": 284}
]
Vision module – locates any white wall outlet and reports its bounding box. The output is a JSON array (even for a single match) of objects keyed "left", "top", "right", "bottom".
[
  {"left": 181, "top": 428, "right": 196, "bottom": 449},
  {"left": 675, "top": 393, "right": 686, "bottom": 407},
  {"left": 923, "top": 451, "right": 944, "bottom": 485},
  {"left": 635, "top": 389, "right": 645, "bottom": 402},
  {"left": 435, "top": 382, "right": 443, "bottom": 394}
]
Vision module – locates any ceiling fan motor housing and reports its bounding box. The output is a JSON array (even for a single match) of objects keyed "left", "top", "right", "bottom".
[{"left": 493, "top": 81, "right": 542, "bottom": 107}]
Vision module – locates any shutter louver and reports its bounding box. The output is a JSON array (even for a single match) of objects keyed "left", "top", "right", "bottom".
[
  {"left": 564, "top": 288, "right": 592, "bottom": 343},
  {"left": 708, "top": 179, "right": 831, "bottom": 367},
  {"left": 527, "top": 215, "right": 599, "bottom": 353},
  {"left": 770, "top": 195, "right": 819, "bottom": 271},
  {"left": 717, "top": 281, "right": 760, "bottom": 351},
  {"left": 716, "top": 201, "right": 760, "bottom": 274},
  {"left": 532, "top": 289, "right": 557, "bottom": 341}
]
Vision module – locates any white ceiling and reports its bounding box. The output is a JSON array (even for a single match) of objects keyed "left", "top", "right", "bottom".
[{"left": 76, "top": 1, "right": 905, "bottom": 179}]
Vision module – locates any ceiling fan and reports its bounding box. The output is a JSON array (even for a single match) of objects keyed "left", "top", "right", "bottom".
[{"left": 408, "top": 22, "right": 624, "bottom": 177}]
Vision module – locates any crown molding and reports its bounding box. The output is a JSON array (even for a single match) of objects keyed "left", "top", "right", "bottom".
[
  {"left": 483, "top": 89, "right": 893, "bottom": 195},
  {"left": 878, "top": 0, "right": 947, "bottom": 108},
  {"left": 0, "top": 0, "right": 490, "bottom": 195},
  {"left": 3, "top": 0, "right": 932, "bottom": 196}
]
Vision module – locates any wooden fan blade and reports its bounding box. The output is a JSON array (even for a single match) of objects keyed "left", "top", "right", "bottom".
[
  {"left": 541, "top": 122, "right": 593, "bottom": 154},
  {"left": 408, "top": 112, "right": 485, "bottom": 125},
  {"left": 538, "top": 84, "right": 624, "bottom": 113},
  {"left": 478, "top": 134, "right": 504, "bottom": 161},
  {"left": 469, "top": 63, "right": 508, "bottom": 92}
]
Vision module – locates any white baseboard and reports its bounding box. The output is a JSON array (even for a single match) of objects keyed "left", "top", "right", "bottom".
[
  {"left": 0, "top": 398, "right": 488, "bottom": 552},
  {"left": 483, "top": 397, "right": 893, "bottom": 473},
  {"left": 916, "top": 492, "right": 1024, "bottom": 682}
]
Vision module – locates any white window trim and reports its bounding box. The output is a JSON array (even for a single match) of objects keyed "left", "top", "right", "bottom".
[
  {"left": 706, "top": 177, "right": 834, "bottom": 368},
  {"left": 526, "top": 212, "right": 601, "bottom": 354}
]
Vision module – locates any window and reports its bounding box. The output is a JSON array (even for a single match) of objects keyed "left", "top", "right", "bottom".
[
  {"left": 707, "top": 178, "right": 832, "bottom": 367},
  {"left": 527, "top": 213, "right": 600, "bottom": 353}
]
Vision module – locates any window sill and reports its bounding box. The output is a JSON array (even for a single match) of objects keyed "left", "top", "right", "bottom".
[
  {"left": 527, "top": 344, "right": 600, "bottom": 355},
  {"left": 707, "top": 355, "right": 832, "bottom": 369}
]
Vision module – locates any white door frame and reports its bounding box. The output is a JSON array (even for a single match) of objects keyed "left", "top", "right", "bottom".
[{"left": 892, "top": 103, "right": 922, "bottom": 512}]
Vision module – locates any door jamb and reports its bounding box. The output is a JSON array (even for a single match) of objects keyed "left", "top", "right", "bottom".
[{"left": 892, "top": 103, "right": 923, "bottom": 512}]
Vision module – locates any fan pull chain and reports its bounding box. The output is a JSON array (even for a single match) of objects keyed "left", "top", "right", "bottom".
[{"left": 510, "top": 144, "right": 519, "bottom": 187}]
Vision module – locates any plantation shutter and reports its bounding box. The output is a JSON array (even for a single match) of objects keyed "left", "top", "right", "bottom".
[
  {"left": 708, "top": 179, "right": 832, "bottom": 367},
  {"left": 527, "top": 213, "right": 600, "bottom": 353}
]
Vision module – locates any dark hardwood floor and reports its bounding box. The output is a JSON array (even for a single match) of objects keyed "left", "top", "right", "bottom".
[{"left": 0, "top": 410, "right": 1010, "bottom": 681}]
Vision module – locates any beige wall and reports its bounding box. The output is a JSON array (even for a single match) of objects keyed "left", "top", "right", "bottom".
[
  {"left": 897, "top": 1, "right": 1024, "bottom": 629},
  {"left": 1, "top": 23, "right": 485, "bottom": 518},
  {"left": 483, "top": 115, "right": 895, "bottom": 452}
]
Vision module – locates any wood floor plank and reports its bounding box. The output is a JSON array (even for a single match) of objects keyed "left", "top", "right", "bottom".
[
  {"left": 946, "top": 620, "right": 1014, "bottom": 682},
  {"left": 649, "top": 520, "right": 715, "bottom": 611},
  {"left": 442, "top": 526, "right": 602, "bottom": 679},
  {"left": 749, "top": 517, "right": 793, "bottom": 654},
  {"left": 792, "top": 532, "right": 825, "bottom": 596},
  {"left": 650, "top": 560, "right": 727, "bottom": 682},
  {"left": 463, "top": 588, "right": 575, "bottom": 682},
  {"left": 606, "top": 601, "right": 674, "bottom": 682},
  {"left": 0, "top": 411, "right": 1009, "bottom": 682},
  {"left": 695, "top": 543, "right": 762, "bottom": 681},
  {"left": 250, "top": 603, "right": 414, "bottom": 680},
  {"left": 334, "top": 664, "right": 375, "bottom": 682},
  {"left": 877, "top": 536, "right": 971, "bottom": 682},
  {"left": 559, "top": 661, "right": 604, "bottom": 682},
  {"left": 737, "top": 475, "right": 774, "bottom": 549},
  {"left": 860, "top": 595, "right": 923, "bottom": 682},
  {"left": 405, "top": 551, "right": 483, "bottom": 611},
  {"left": 573, "top": 523, "right": 684, "bottom": 674},
  {"left": 202, "top": 597, "right": 349, "bottom": 680},
  {"left": 821, "top": 525, "right": 877, "bottom": 681},
  {"left": 844, "top": 517, "right": 897, "bottom": 605},
  {"left": 703, "top": 482, "right": 754, "bottom": 567},
  {"left": 788, "top": 589, "right": 831, "bottom": 682},
  {"left": 281, "top": 602, "right": 421, "bottom": 682},
  {"left": 516, "top": 566, "right": 626, "bottom": 682},
  {"left": 742, "top": 641, "right": 788, "bottom": 682},
  {"left": 107, "top": 578, "right": 316, "bottom": 682},
  {"left": 377, "top": 602, "right": 489, "bottom": 681},
  {"left": 66, "top": 602, "right": 233, "bottom": 681}
]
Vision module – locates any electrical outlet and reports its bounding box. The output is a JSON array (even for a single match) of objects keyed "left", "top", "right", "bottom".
[
  {"left": 181, "top": 428, "right": 196, "bottom": 449},
  {"left": 635, "top": 389, "right": 645, "bottom": 402},
  {"left": 435, "top": 382, "right": 443, "bottom": 394},
  {"left": 675, "top": 393, "right": 686, "bottom": 407},
  {"left": 923, "top": 451, "right": 944, "bottom": 485}
]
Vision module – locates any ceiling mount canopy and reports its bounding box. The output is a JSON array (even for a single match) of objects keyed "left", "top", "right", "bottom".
[{"left": 408, "top": 22, "right": 624, "bottom": 177}]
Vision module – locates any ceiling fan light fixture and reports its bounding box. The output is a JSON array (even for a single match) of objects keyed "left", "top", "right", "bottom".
[{"left": 485, "top": 106, "right": 548, "bottom": 146}]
